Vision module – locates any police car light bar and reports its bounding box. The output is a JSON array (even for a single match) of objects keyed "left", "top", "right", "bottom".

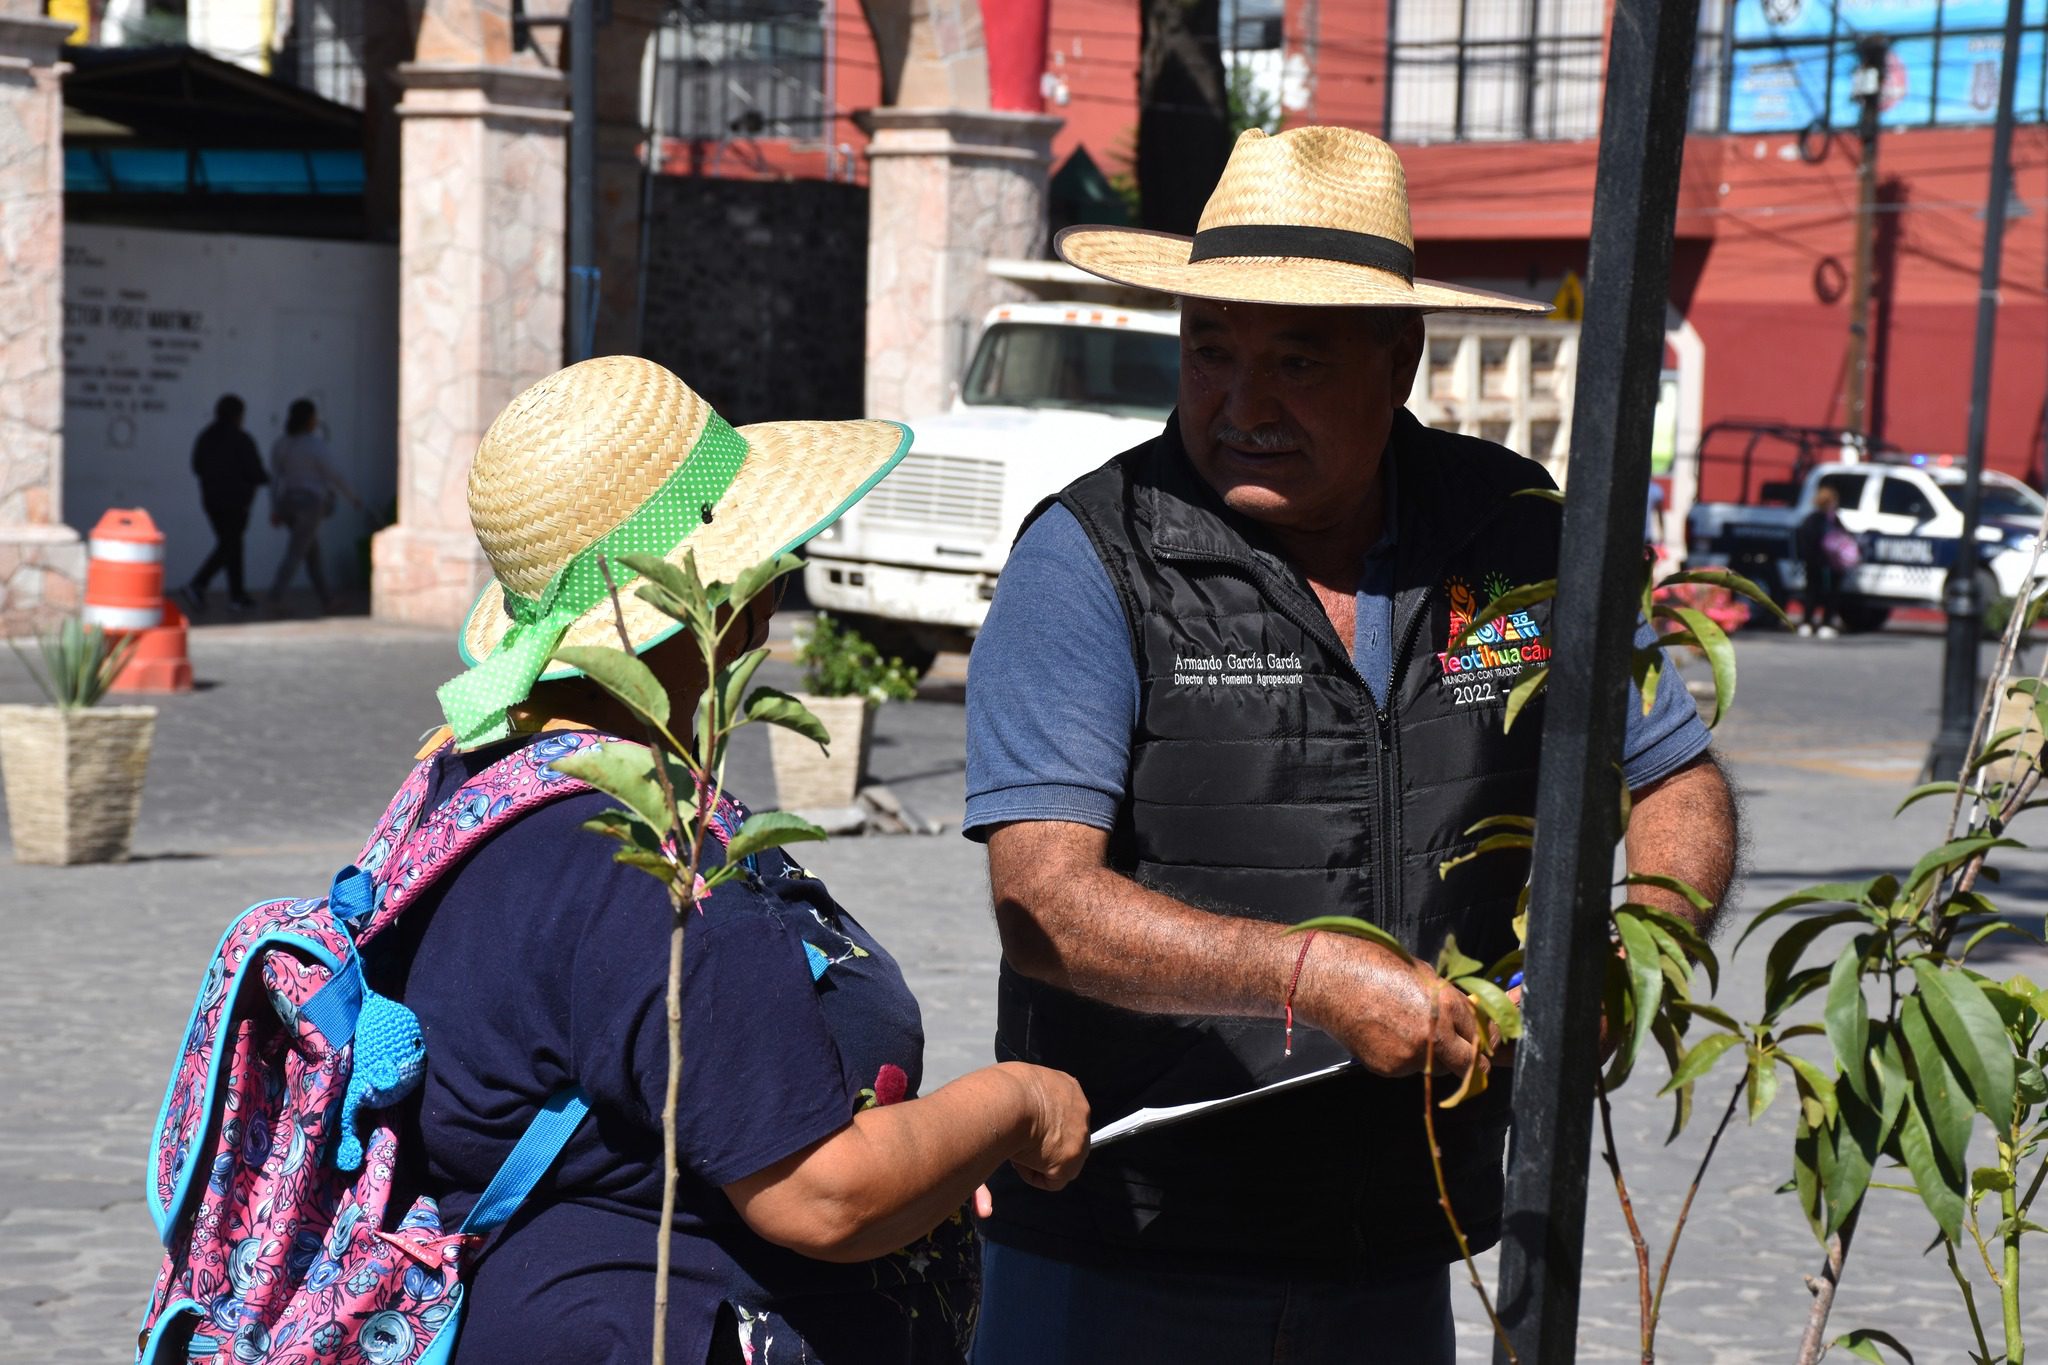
[{"left": 1873, "top": 450, "right": 1964, "bottom": 468}]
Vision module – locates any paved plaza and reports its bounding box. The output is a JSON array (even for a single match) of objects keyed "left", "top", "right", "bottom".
[{"left": 2, "top": 614, "right": 2045, "bottom": 1362}]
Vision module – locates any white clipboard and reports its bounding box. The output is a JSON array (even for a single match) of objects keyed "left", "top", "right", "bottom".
[{"left": 1088, "top": 1060, "right": 1358, "bottom": 1148}]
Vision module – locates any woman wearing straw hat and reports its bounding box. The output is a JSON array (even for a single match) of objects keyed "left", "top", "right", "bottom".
[
  {"left": 377, "top": 356, "right": 1088, "bottom": 1364},
  {"left": 963, "top": 127, "right": 1735, "bottom": 1361}
]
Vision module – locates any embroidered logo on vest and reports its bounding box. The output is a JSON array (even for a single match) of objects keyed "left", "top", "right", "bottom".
[{"left": 1438, "top": 574, "right": 1550, "bottom": 706}]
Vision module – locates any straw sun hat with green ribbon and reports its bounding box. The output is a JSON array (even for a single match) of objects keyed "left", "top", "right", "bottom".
[
  {"left": 436, "top": 355, "right": 911, "bottom": 749},
  {"left": 1057, "top": 125, "right": 1548, "bottom": 314}
]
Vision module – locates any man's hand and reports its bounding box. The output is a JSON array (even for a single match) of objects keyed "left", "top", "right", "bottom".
[{"left": 1292, "top": 935, "right": 1483, "bottom": 1079}]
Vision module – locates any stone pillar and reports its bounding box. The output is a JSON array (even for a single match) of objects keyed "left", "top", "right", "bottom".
[
  {"left": 0, "top": 15, "right": 85, "bottom": 637},
  {"left": 372, "top": 62, "right": 568, "bottom": 626},
  {"left": 864, "top": 108, "right": 1060, "bottom": 423}
]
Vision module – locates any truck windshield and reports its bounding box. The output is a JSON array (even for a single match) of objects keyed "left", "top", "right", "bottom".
[{"left": 962, "top": 323, "right": 1178, "bottom": 419}]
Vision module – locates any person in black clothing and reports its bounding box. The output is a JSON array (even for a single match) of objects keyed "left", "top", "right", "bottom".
[
  {"left": 180, "top": 394, "right": 268, "bottom": 611},
  {"left": 1794, "top": 485, "right": 1846, "bottom": 638}
]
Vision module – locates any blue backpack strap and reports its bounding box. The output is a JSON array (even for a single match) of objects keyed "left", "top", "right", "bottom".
[{"left": 459, "top": 1087, "right": 592, "bottom": 1237}]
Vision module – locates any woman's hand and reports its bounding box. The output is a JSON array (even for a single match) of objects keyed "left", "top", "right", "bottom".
[{"left": 996, "top": 1062, "right": 1089, "bottom": 1193}]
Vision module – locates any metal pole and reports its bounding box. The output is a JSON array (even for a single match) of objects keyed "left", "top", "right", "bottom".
[
  {"left": 568, "top": 0, "right": 598, "bottom": 362},
  {"left": 1927, "top": 0, "right": 2027, "bottom": 783},
  {"left": 1844, "top": 35, "right": 1889, "bottom": 445},
  {"left": 1491, "top": 1, "right": 1700, "bottom": 1360}
]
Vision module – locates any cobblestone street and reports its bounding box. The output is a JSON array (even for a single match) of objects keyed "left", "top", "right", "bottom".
[{"left": 2, "top": 615, "right": 2044, "bottom": 1362}]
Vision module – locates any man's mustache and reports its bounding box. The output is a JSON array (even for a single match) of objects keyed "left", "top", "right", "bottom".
[{"left": 1211, "top": 424, "right": 1300, "bottom": 452}]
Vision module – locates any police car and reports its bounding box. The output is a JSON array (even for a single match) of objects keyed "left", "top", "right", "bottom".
[{"left": 1687, "top": 454, "right": 2048, "bottom": 631}]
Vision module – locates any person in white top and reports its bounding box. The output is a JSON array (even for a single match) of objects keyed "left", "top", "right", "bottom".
[{"left": 266, "top": 398, "right": 363, "bottom": 613}]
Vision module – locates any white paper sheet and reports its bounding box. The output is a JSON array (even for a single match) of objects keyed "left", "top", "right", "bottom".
[{"left": 1088, "top": 1060, "right": 1357, "bottom": 1148}]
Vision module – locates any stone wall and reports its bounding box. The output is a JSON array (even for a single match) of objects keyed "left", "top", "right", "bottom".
[
  {"left": 639, "top": 176, "right": 871, "bottom": 425},
  {"left": 0, "top": 15, "right": 84, "bottom": 636}
]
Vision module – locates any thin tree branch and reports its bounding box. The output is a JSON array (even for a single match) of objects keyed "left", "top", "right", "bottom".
[
  {"left": 1648, "top": 1074, "right": 1746, "bottom": 1335},
  {"left": 1596, "top": 1076, "right": 1655, "bottom": 1364},
  {"left": 1792, "top": 1206, "right": 1857, "bottom": 1365},
  {"left": 1423, "top": 987, "right": 1519, "bottom": 1365},
  {"left": 1947, "top": 1236, "right": 1998, "bottom": 1365}
]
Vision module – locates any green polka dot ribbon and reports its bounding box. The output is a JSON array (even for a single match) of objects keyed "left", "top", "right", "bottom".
[{"left": 436, "top": 413, "right": 749, "bottom": 749}]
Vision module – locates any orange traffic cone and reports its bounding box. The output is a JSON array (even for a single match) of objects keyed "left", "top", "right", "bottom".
[{"left": 84, "top": 508, "right": 194, "bottom": 695}]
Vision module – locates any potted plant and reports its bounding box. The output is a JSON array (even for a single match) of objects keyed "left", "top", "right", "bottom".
[
  {"left": 0, "top": 619, "right": 155, "bottom": 864},
  {"left": 769, "top": 612, "right": 919, "bottom": 811}
]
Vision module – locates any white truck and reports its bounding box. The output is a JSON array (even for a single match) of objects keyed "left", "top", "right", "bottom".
[
  {"left": 1686, "top": 454, "right": 2047, "bottom": 631},
  {"left": 805, "top": 263, "right": 1583, "bottom": 671}
]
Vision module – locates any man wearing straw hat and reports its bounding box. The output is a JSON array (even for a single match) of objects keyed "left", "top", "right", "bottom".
[{"left": 963, "top": 127, "right": 1736, "bottom": 1360}]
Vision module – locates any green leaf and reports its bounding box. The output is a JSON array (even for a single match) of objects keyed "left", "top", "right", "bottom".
[
  {"left": 730, "top": 551, "right": 805, "bottom": 611},
  {"left": 1762, "top": 909, "right": 1867, "bottom": 1018},
  {"left": 1961, "top": 920, "right": 2037, "bottom": 959},
  {"left": 716, "top": 647, "right": 770, "bottom": 729},
  {"left": 1512, "top": 486, "right": 1566, "bottom": 506},
  {"left": 724, "top": 810, "right": 829, "bottom": 863},
  {"left": 550, "top": 745, "right": 672, "bottom": 832},
  {"left": 1662, "top": 1031, "right": 1742, "bottom": 1093},
  {"left": 1904, "top": 836, "right": 2024, "bottom": 899},
  {"left": 550, "top": 645, "right": 672, "bottom": 730},
  {"left": 1783, "top": 1052, "right": 1840, "bottom": 1127},
  {"left": 1900, "top": 994, "right": 1975, "bottom": 1177},
  {"left": 581, "top": 808, "right": 662, "bottom": 853},
  {"left": 1288, "top": 915, "right": 1412, "bottom": 961},
  {"left": 1990, "top": 1215, "right": 2048, "bottom": 1238},
  {"left": 1661, "top": 604, "right": 1737, "bottom": 726},
  {"left": 1671, "top": 1000, "right": 1742, "bottom": 1032},
  {"left": 1820, "top": 1079, "right": 1878, "bottom": 1235},
  {"left": 1503, "top": 665, "right": 1550, "bottom": 733},
  {"left": 1437, "top": 832, "right": 1534, "bottom": 879},
  {"left": 1897, "top": 1098, "right": 1966, "bottom": 1239},
  {"left": 1622, "top": 872, "right": 1713, "bottom": 913},
  {"left": 1462, "top": 977, "right": 1523, "bottom": 1041},
  {"left": 611, "top": 847, "right": 678, "bottom": 881},
  {"left": 1747, "top": 1044, "right": 1780, "bottom": 1123},
  {"left": 1827, "top": 941, "right": 1874, "bottom": 1106},
  {"left": 1635, "top": 647, "right": 1663, "bottom": 719},
  {"left": 2018, "top": 1058, "right": 2048, "bottom": 1107},
  {"left": 618, "top": 549, "right": 704, "bottom": 606},
  {"left": 1873, "top": 1027, "right": 1910, "bottom": 1155},
  {"left": 744, "top": 686, "right": 832, "bottom": 750},
  {"left": 1614, "top": 909, "right": 1666, "bottom": 1079},
  {"left": 1895, "top": 780, "right": 1961, "bottom": 817},
  {"left": 1659, "top": 568, "right": 1793, "bottom": 624},
  {"left": 1651, "top": 1009, "right": 1692, "bottom": 1140},
  {"left": 1737, "top": 877, "right": 1896, "bottom": 954},
  {"left": 1464, "top": 813, "right": 1537, "bottom": 836},
  {"left": 1792, "top": 1115, "right": 1827, "bottom": 1242},
  {"left": 1973, "top": 1165, "right": 2016, "bottom": 1194},
  {"left": 1830, "top": 1328, "right": 1916, "bottom": 1363},
  {"left": 1911, "top": 959, "right": 2017, "bottom": 1124},
  {"left": 1435, "top": 932, "right": 1484, "bottom": 981},
  {"left": 1623, "top": 901, "right": 1720, "bottom": 994}
]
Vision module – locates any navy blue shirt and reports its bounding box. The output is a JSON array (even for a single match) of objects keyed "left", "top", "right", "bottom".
[
  {"left": 377, "top": 736, "right": 976, "bottom": 1365},
  {"left": 965, "top": 503, "right": 1713, "bottom": 838}
]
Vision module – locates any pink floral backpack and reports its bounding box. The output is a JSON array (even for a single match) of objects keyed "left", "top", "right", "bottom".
[{"left": 137, "top": 731, "right": 738, "bottom": 1364}]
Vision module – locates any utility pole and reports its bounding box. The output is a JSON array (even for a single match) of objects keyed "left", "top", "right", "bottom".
[
  {"left": 1843, "top": 33, "right": 1890, "bottom": 447},
  {"left": 1927, "top": 0, "right": 2028, "bottom": 783},
  {"left": 1491, "top": 0, "right": 1700, "bottom": 1358}
]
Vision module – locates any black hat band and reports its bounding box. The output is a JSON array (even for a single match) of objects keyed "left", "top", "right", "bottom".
[{"left": 1187, "top": 224, "right": 1415, "bottom": 284}]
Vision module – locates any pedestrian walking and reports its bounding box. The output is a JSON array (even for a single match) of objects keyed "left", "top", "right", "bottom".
[
  {"left": 178, "top": 393, "right": 267, "bottom": 611},
  {"left": 265, "top": 398, "right": 363, "bottom": 613},
  {"left": 1796, "top": 484, "right": 1854, "bottom": 638},
  {"left": 962, "top": 126, "right": 1740, "bottom": 1364}
]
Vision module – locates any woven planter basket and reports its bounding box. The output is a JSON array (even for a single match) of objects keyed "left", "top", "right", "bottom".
[
  {"left": 0, "top": 704, "right": 156, "bottom": 865},
  {"left": 768, "top": 694, "right": 875, "bottom": 810}
]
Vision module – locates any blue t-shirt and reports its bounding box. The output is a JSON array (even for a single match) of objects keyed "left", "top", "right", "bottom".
[
  {"left": 377, "top": 736, "right": 977, "bottom": 1365},
  {"left": 964, "top": 503, "right": 1713, "bottom": 838}
]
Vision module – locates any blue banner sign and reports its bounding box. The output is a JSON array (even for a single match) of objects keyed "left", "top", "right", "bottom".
[{"left": 1728, "top": 0, "right": 2048, "bottom": 131}]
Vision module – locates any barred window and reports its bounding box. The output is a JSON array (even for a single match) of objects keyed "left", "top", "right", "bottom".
[
  {"left": 659, "top": 1, "right": 828, "bottom": 141},
  {"left": 1386, "top": 0, "right": 1607, "bottom": 143}
]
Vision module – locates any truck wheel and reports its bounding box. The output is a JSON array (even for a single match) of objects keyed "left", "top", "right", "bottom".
[
  {"left": 839, "top": 614, "right": 939, "bottom": 679},
  {"left": 1838, "top": 600, "right": 1891, "bottom": 633}
]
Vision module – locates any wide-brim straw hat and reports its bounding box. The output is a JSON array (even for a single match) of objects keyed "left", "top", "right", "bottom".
[
  {"left": 436, "top": 355, "right": 908, "bottom": 747},
  {"left": 1057, "top": 126, "right": 1548, "bottom": 314}
]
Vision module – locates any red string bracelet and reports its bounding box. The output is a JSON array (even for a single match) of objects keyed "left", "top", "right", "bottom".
[{"left": 1284, "top": 931, "right": 1319, "bottom": 1057}]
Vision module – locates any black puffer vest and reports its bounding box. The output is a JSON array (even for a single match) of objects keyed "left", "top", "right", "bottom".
[{"left": 986, "top": 410, "right": 1562, "bottom": 1275}]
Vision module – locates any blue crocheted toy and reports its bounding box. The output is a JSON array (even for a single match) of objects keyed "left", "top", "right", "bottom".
[{"left": 335, "top": 987, "right": 425, "bottom": 1172}]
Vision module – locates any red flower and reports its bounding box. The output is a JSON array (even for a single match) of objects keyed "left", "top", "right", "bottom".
[{"left": 872, "top": 1064, "right": 908, "bottom": 1106}]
